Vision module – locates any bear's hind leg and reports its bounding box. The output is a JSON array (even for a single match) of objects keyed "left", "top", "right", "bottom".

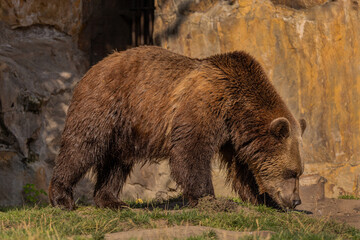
[
  {"left": 49, "top": 149, "right": 95, "bottom": 210},
  {"left": 93, "top": 159, "right": 133, "bottom": 209}
]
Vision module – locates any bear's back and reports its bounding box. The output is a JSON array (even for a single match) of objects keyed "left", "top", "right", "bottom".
[{"left": 67, "top": 46, "right": 295, "bottom": 159}]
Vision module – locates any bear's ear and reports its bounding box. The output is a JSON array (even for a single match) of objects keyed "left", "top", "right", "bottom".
[
  {"left": 270, "top": 117, "right": 291, "bottom": 140},
  {"left": 299, "top": 118, "right": 306, "bottom": 135}
]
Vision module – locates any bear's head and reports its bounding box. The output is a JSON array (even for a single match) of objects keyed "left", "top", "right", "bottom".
[{"left": 251, "top": 117, "right": 306, "bottom": 209}]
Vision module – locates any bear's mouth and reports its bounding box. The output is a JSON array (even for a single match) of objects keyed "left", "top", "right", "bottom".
[
  {"left": 264, "top": 190, "right": 289, "bottom": 210},
  {"left": 273, "top": 191, "right": 296, "bottom": 210},
  {"left": 256, "top": 192, "right": 282, "bottom": 210}
]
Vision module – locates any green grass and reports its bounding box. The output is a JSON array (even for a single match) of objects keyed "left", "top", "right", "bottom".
[
  {"left": 0, "top": 198, "right": 359, "bottom": 240},
  {"left": 338, "top": 195, "right": 360, "bottom": 200}
]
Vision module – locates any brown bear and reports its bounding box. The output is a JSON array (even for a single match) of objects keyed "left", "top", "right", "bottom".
[{"left": 49, "top": 46, "right": 306, "bottom": 210}]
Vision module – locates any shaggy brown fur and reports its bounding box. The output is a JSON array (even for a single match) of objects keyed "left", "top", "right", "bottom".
[{"left": 49, "top": 46, "right": 306, "bottom": 210}]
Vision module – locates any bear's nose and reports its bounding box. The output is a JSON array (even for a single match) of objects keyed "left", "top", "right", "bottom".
[{"left": 292, "top": 199, "right": 301, "bottom": 208}]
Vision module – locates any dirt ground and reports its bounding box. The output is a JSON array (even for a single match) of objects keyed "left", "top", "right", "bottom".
[
  {"left": 297, "top": 198, "right": 360, "bottom": 229},
  {"left": 297, "top": 174, "right": 360, "bottom": 229},
  {"left": 106, "top": 226, "right": 274, "bottom": 240}
]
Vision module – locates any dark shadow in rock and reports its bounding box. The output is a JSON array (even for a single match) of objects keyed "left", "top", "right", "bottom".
[
  {"left": 270, "top": 0, "right": 328, "bottom": 9},
  {"left": 154, "top": 0, "right": 193, "bottom": 45}
]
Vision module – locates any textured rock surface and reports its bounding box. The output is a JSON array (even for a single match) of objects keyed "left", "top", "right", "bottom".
[
  {"left": 0, "top": 0, "right": 83, "bottom": 39},
  {"left": 121, "top": 159, "right": 235, "bottom": 201},
  {"left": 121, "top": 161, "right": 179, "bottom": 201},
  {"left": 154, "top": 0, "right": 360, "bottom": 198},
  {"left": 0, "top": 22, "right": 89, "bottom": 206}
]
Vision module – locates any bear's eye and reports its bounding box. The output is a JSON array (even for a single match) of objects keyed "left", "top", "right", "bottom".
[{"left": 283, "top": 169, "right": 297, "bottom": 179}]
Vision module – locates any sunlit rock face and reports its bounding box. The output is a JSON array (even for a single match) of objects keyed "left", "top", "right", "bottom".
[{"left": 154, "top": 0, "right": 360, "bottom": 198}]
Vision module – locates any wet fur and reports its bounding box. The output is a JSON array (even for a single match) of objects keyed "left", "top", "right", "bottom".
[{"left": 49, "top": 46, "right": 299, "bottom": 210}]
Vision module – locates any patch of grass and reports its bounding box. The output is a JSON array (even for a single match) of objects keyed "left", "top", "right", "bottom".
[
  {"left": 0, "top": 198, "right": 359, "bottom": 240},
  {"left": 338, "top": 195, "right": 360, "bottom": 200}
]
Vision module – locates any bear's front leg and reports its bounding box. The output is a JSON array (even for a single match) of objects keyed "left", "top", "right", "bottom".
[{"left": 169, "top": 138, "right": 215, "bottom": 206}]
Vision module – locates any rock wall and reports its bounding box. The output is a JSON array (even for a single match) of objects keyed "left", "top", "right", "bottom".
[
  {"left": 0, "top": 0, "right": 359, "bottom": 206},
  {"left": 0, "top": 0, "right": 175, "bottom": 205},
  {"left": 154, "top": 0, "right": 360, "bottom": 198},
  {"left": 0, "top": 22, "right": 91, "bottom": 205}
]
